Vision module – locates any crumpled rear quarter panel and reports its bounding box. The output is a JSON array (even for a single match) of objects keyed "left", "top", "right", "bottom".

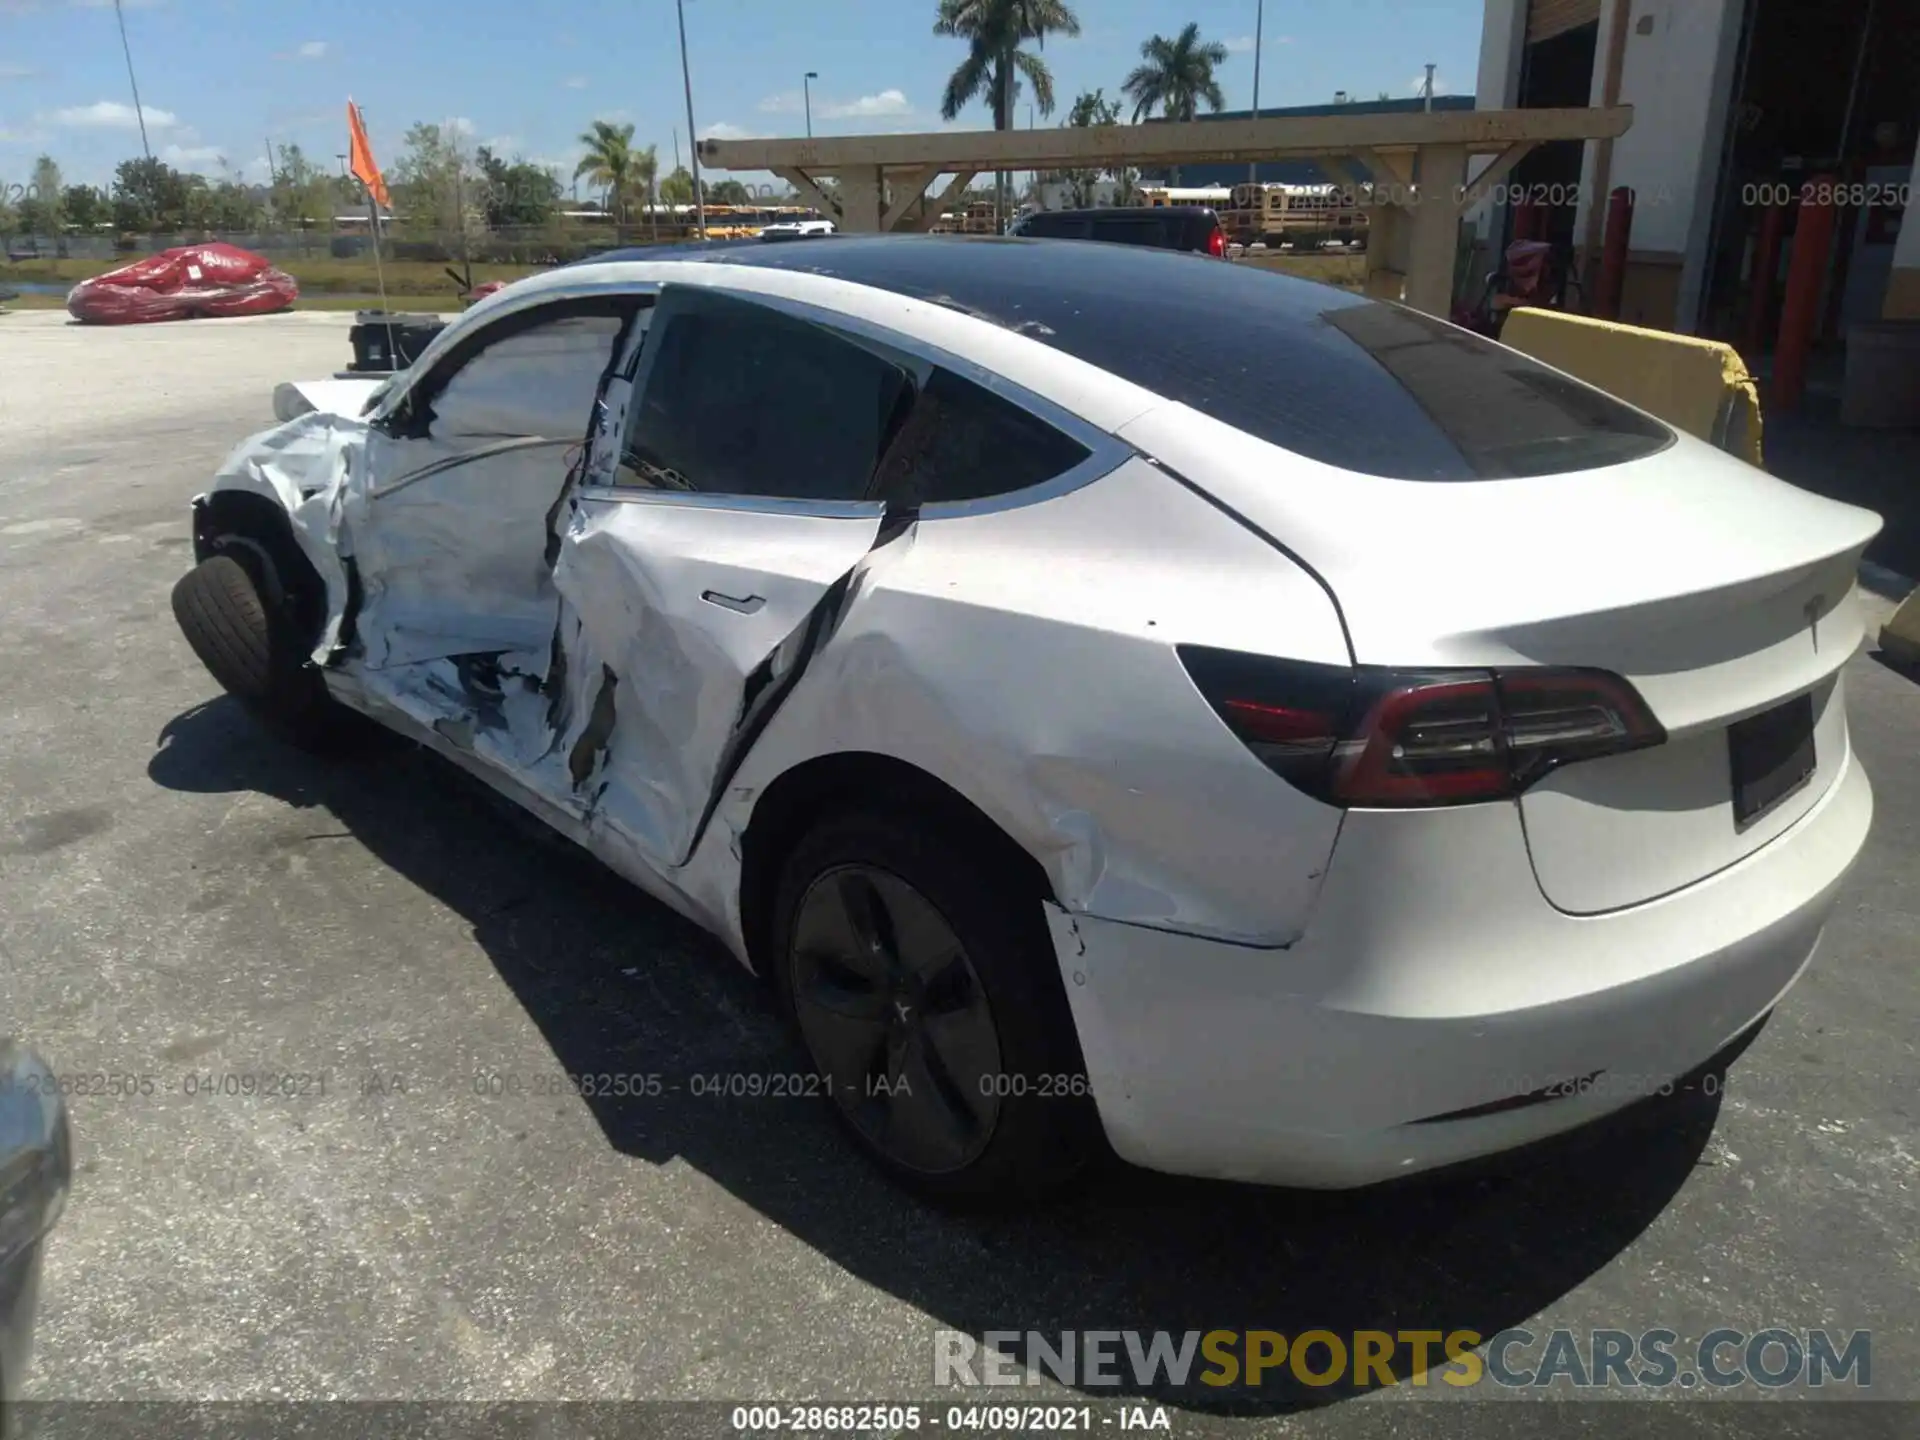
[{"left": 701, "top": 457, "right": 1352, "bottom": 948}]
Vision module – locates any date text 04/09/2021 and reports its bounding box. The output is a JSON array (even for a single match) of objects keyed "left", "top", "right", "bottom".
[
  {"left": 0, "top": 1071, "right": 332, "bottom": 1099},
  {"left": 468, "top": 1070, "right": 1100, "bottom": 1101},
  {"left": 729, "top": 1403, "right": 1173, "bottom": 1432}
]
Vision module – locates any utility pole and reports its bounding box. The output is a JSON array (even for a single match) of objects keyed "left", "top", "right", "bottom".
[
  {"left": 1247, "top": 0, "right": 1263, "bottom": 185},
  {"left": 1424, "top": 63, "right": 1436, "bottom": 111},
  {"left": 675, "top": 0, "right": 708, "bottom": 240},
  {"left": 114, "top": 0, "right": 152, "bottom": 163},
  {"left": 804, "top": 71, "right": 818, "bottom": 138}
]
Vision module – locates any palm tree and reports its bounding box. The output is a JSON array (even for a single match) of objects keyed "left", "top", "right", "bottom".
[
  {"left": 1122, "top": 21, "right": 1229, "bottom": 185},
  {"left": 575, "top": 120, "right": 659, "bottom": 238},
  {"left": 628, "top": 141, "right": 660, "bottom": 240},
  {"left": 935, "top": 0, "right": 1081, "bottom": 230}
]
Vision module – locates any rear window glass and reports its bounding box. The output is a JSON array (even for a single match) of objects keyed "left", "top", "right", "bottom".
[
  {"left": 1072, "top": 289, "right": 1672, "bottom": 479},
  {"left": 716, "top": 240, "right": 1673, "bottom": 481}
]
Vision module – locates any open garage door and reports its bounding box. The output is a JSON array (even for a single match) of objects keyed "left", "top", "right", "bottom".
[{"left": 1528, "top": 0, "right": 1602, "bottom": 44}]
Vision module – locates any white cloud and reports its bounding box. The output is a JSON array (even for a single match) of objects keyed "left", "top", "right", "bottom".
[
  {"left": 297, "top": 40, "right": 331, "bottom": 60},
  {"left": 47, "top": 100, "right": 179, "bottom": 130},
  {"left": 445, "top": 116, "right": 475, "bottom": 137},
  {"left": 821, "top": 88, "right": 910, "bottom": 120},
  {"left": 160, "top": 142, "right": 225, "bottom": 172},
  {"left": 1226, "top": 33, "right": 1293, "bottom": 53},
  {"left": 481, "top": 134, "right": 519, "bottom": 154},
  {"left": 762, "top": 87, "right": 911, "bottom": 120},
  {"left": 0, "top": 125, "right": 52, "bottom": 144},
  {"left": 699, "top": 121, "right": 763, "bottom": 142},
  {"left": 0, "top": 63, "right": 36, "bottom": 80},
  {"left": 561, "top": 76, "right": 589, "bottom": 90},
  {"left": 1409, "top": 71, "right": 1448, "bottom": 95}
]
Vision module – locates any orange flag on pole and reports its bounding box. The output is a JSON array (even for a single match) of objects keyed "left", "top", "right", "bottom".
[{"left": 347, "top": 100, "right": 391, "bottom": 210}]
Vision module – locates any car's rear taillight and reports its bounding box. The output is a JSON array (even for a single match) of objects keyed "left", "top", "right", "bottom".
[
  {"left": 1178, "top": 646, "right": 1666, "bottom": 808},
  {"left": 1207, "top": 226, "right": 1227, "bottom": 258}
]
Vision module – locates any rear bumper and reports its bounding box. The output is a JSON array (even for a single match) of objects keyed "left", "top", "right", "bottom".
[{"left": 1046, "top": 749, "right": 1872, "bottom": 1189}]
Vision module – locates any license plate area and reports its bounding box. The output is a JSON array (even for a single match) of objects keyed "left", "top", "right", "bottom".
[{"left": 1728, "top": 693, "right": 1816, "bottom": 829}]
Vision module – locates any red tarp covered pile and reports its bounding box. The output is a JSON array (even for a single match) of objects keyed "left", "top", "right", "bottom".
[{"left": 66, "top": 243, "right": 299, "bottom": 325}]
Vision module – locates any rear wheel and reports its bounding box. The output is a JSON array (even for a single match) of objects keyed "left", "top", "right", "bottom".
[
  {"left": 171, "top": 549, "right": 338, "bottom": 747},
  {"left": 770, "top": 807, "right": 1098, "bottom": 1206}
]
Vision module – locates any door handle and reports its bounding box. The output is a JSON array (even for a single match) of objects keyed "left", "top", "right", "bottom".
[{"left": 701, "top": 589, "right": 766, "bottom": 615}]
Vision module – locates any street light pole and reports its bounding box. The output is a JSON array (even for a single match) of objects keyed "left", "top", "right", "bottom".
[
  {"left": 804, "top": 71, "right": 818, "bottom": 138},
  {"left": 114, "top": 0, "right": 152, "bottom": 163},
  {"left": 1247, "top": 0, "right": 1263, "bottom": 186},
  {"left": 676, "top": 0, "right": 708, "bottom": 240}
]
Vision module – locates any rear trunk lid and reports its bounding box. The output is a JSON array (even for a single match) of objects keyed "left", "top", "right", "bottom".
[{"left": 1121, "top": 407, "right": 1880, "bottom": 913}]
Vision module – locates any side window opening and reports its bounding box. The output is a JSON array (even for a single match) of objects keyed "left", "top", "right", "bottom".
[
  {"left": 614, "top": 290, "right": 1095, "bottom": 509},
  {"left": 618, "top": 294, "right": 912, "bottom": 501},
  {"left": 869, "top": 368, "right": 1091, "bottom": 507},
  {"left": 417, "top": 311, "right": 626, "bottom": 443}
]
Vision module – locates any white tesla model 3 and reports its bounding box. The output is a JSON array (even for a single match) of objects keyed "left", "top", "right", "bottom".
[{"left": 172, "top": 236, "right": 1878, "bottom": 1203}]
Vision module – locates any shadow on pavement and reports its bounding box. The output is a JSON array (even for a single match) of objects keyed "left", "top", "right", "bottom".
[{"left": 150, "top": 695, "right": 1721, "bottom": 1415}]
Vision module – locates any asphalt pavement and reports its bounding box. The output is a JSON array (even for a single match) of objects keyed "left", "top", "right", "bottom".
[{"left": 0, "top": 310, "right": 1915, "bottom": 1438}]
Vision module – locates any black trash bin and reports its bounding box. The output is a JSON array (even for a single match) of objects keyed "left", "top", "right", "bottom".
[{"left": 347, "top": 312, "right": 448, "bottom": 373}]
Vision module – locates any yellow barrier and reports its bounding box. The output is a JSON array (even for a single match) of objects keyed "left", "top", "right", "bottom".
[
  {"left": 1499, "top": 308, "right": 1764, "bottom": 468},
  {"left": 1884, "top": 591, "right": 1920, "bottom": 667}
]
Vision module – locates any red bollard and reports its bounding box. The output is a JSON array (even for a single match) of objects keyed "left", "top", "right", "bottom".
[
  {"left": 1744, "top": 200, "right": 1789, "bottom": 360},
  {"left": 1773, "top": 175, "right": 1840, "bottom": 411},
  {"left": 1594, "top": 186, "right": 1634, "bottom": 319}
]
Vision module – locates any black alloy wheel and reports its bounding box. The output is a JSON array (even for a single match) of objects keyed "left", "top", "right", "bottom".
[
  {"left": 788, "top": 864, "right": 1003, "bottom": 1176},
  {"left": 770, "top": 806, "right": 1098, "bottom": 1205}
]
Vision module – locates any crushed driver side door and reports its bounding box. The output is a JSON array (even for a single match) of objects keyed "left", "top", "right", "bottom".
[{"left": 345, "top": 298, "right": 631, "bottom": 670}]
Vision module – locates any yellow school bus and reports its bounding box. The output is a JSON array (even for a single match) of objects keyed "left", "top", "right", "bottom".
[{"left": 1221, "top": 183, "right": 1370, "bottom": 249}]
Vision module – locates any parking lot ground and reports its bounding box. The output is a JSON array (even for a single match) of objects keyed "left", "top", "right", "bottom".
[{"left": 1, "top": 311, "right": 1917, "bottom": 1437}]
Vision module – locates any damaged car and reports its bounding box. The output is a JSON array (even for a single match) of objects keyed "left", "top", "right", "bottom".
[{"left": 171, "top": 236, "right": 1878, "bottom": 1203}]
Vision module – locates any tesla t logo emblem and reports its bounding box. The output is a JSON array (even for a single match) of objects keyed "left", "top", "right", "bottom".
[
  {"left": 894, "top": 1000, "right": 913, "bottom": 1023},
  {"left": 1806, "top": 594, "right": 1826, "bottom": 652}
]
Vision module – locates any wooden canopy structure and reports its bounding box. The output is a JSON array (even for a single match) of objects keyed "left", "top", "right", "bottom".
[{"left": 699, "top": 106, "right": 1634, "bottom": 316}]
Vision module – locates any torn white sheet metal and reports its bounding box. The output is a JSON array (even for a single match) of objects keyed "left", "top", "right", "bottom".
[
  {"left": 342, "top": 432, "right": 574, "bottom": 669},
  {"left": 677, "top": 458, "right": 1352, "bottom": 949},
  {"left": 207, "top": 412, "right": 362, "bottom": 663},
  {"left": 582, "top": 310, "right": 654, "bottom": 490},
  {"left": 272, "top": 377, "right": 388, "bottom": 424},
  {"left": 552, "top": 497, "right": 885, "bottom": 870}
]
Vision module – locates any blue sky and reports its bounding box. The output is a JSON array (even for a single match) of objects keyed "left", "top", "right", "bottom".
[{"left": 2, "top": 0, "right": 1485, "bottom": 192}]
